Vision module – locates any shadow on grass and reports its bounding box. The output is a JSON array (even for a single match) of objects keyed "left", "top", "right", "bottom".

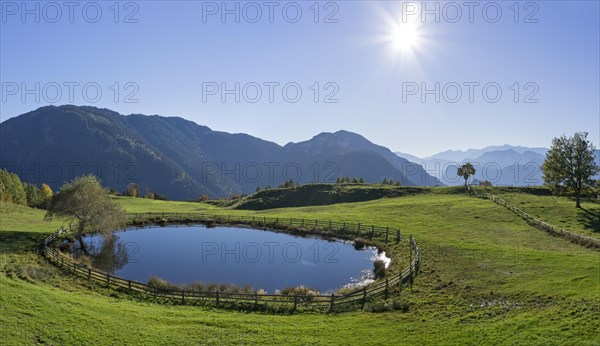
[
  {"left": 578, "top": 208, "right": 600, "bottom": 233},
  {"left": 0, "top": 230, "right": 47, "bottom": 253}
]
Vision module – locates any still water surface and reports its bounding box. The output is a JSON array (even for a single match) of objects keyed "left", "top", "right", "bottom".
[{"left": 80, "top": 225, "right": 385, "bottom": 293}]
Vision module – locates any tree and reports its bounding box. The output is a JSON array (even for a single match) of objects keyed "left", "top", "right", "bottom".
[
  {"left": 542, "top": 132, "right": 599, "bottom": 208},
  {"left": 45, "top": 176, "right": 126, "bottom": 256},
  {"left": 126, "top": 183, "right": 139, "bottom": 197},
  {"left": 457, "top": 163, "right": 476, "bottom": 188},
  {"left": 154, "top": 193, "right": 168, "bottom": 201},
  {"left": 24, "top": 183, "right": 42, "bottom": 207},
  {"left": 39, "top": 183, "right": 53, "bottom": 208},
  {"left": 0, "top": 169, "right": 27, "bottom": 205}
]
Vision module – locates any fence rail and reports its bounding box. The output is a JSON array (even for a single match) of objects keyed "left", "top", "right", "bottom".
[
  {"left": 469, "top": 187, "right": 600, "bottom": 249},
  {"left": 41, "top": 215, "right": 420, "bottom": 312},
  {"left": 127, "top": 212, "right": 407, "bottom": 244}
]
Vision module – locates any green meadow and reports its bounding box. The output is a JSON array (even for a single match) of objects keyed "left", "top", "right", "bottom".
[{"left": 1, "top": 187, "right": 598, "bottom": 345}]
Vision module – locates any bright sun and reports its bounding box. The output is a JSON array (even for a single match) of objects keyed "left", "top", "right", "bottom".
[{"left": 391, "top": 22, "right": 419, "bottom": 52}]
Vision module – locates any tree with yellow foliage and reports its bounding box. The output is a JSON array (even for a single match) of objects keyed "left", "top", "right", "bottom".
[{"left": 39, "top": 183, "right": 53, "bottom": 209}]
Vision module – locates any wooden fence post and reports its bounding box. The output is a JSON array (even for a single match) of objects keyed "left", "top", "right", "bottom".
[
  {"left": 293, "top": 295, "right": 297, "bottom": 312},
  {"left": 384, "top": 278, "right": 389, "bottom": 300},
  {"left": 181, "top": 290, "right": 185, "bottom": 305},
  {"left": 128, "top": 280, "right": 132, "bottom": 291},
  {"left": 216, "top": 290, "right": 220, "bottom": 307},
  {"left": 398, "top": 272, "right": 402, "bottom": 293},
  {"left": 362, "top": 287, "right": 367, "bottom": 309},
  {"left": 255, "top": 291, "right": 258, "bottom": 307},
  {"left": 409, "top": 241, "right": 413, "bottom": 291},
  {"left": 385, "top": 227, "right": 389, "bottom": 243},
  {"left": 410, "top": 263, "right": 413, "bottom": 291},
  {"left": 88, "top": 268, "right": 91, "bottom": 280},
  {"left": 329, "top": 293, "right": 335, "bottom": 312}
]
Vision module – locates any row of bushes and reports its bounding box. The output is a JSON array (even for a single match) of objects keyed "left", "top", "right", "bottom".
[
  {"left": 148, "top": 276, "right": 324, "bottom": 296},
  {"left": 107, "top": 183, "right": 168, "bottom": 200}
]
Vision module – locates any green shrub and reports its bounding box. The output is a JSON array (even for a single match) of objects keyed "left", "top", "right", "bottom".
[
  {"left": 148, "top": 276, "right": 179, "bottom": 292},
  {"left": 353, "top": 237, "right": 367, "bottom": 250},
  {"left": 8, "top": 263, "right": 56, "bottom": 283},
  {"left": 373, "top": 260, "right": 386, "bottom": 279},
  {"left": 281, "top": 285, "right": 320, "bottom": 296},
  {"left": 365, "top": 300, "right": 409, "bottom": 313},
  {"left": 186, "top": 282, "right": 205, "bottom": 292},
  {"left": 154, "top": 193, "right": 168, "bottom": 201}
]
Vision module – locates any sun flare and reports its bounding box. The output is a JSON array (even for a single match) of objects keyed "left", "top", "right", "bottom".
[{"left": 390, "top": 22, "right": 420, "bottom": 52}]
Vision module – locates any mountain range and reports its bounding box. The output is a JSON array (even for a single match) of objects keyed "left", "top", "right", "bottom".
[
  {"left": 0, "top": 105, "right": 441, "bottom": 199},
  {"left": 396, "top": 146, "right": 600, "bottom": 186}
]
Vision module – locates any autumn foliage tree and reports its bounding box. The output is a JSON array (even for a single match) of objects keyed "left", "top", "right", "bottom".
[
  {"left": 126, "top": 183, "right": 140, "bottom": 197},
  {"left": 39, "top": 183, "right": 53, "bottom": 208}
]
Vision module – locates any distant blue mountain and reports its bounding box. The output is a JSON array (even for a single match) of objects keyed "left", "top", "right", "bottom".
[
  {"left": 397, "top": 146, "right": 600, "bottom": 186},
  {"left": 426, "top": 145, "right": 548, "bottom": 162}
]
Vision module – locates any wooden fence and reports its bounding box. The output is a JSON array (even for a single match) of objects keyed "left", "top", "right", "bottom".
[
  {"left": 469, "top": 187, "right": 600, "bottom": 249},
  {"left": 40, "top": 215, "right": 420, "bottom": 312},
  {"left": 128, "top": 212, "right": 406, "bottom": 244}
]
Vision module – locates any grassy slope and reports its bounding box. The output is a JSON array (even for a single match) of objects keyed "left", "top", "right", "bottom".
[
  {"left": 1, "top": 189, "right": 599, "bottom": 345},
  {"left": 213, "top": 184, "right": 428, "bottom": 210},
  {"left": 478, "top": 187, "right": 600, "bottom": 240}
]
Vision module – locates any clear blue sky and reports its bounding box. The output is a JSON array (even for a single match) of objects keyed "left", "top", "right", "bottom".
[{"left": 1, "top": 1, "right": 598, "bottom": 157}]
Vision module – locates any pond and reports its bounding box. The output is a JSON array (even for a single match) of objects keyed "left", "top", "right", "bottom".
[{"left": 77, "top": 225, "right": 389, "bottom": 293}]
